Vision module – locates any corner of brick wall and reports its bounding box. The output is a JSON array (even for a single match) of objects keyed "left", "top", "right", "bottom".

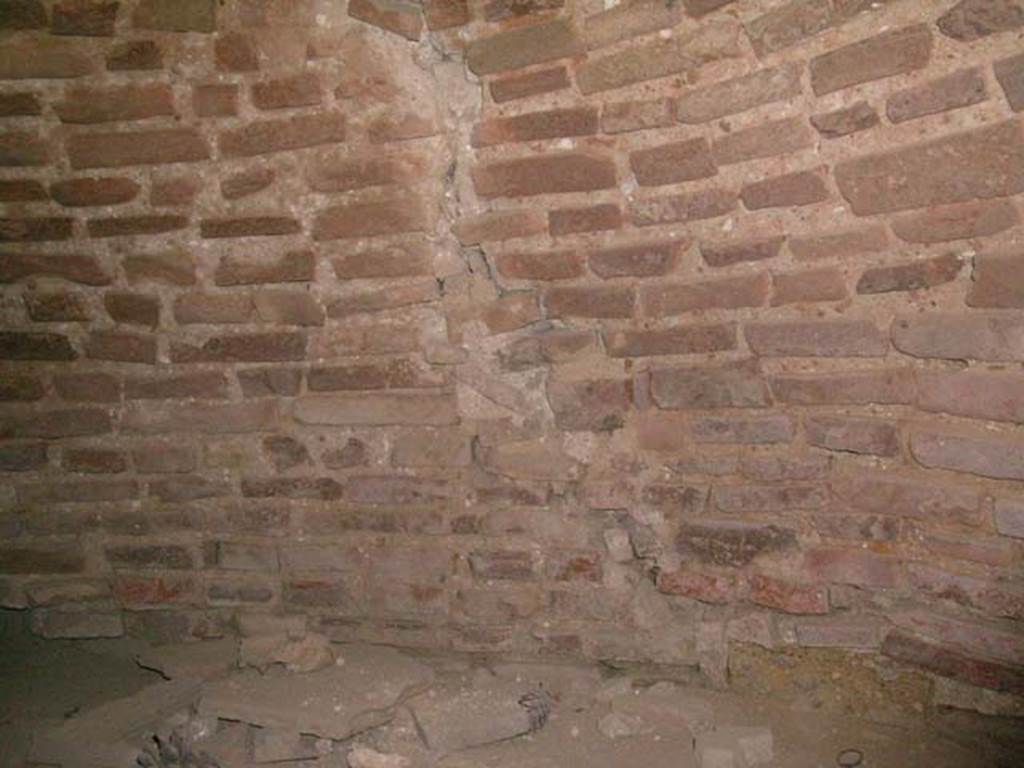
[{"left": 1, "top": 0, "right": 1023, "bottom": 701}]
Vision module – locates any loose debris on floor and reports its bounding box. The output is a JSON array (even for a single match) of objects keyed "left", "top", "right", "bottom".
[{"left": 21, "top": 617, "right": 776, "bottom": 768}]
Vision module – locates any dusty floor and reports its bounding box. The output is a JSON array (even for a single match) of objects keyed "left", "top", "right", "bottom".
[{"left": 1, "top": 614, "right": 1021, "bottom": 768}]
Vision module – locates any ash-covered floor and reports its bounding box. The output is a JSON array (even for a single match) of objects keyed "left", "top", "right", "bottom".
[{"left": 1, "top": 614, "right": 1021, "bottom": 768}]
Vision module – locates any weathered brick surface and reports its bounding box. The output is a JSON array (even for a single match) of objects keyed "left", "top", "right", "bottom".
[
  {"left": 1, "top": 0, "right": 1021, "bottom": 679},
  {"left": 835, "top": 120, "right": 1024, "bottom": 215}
]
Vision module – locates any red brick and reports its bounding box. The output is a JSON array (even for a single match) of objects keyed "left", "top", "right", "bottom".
[
  {"left": 770, "top": 369, "right": 915, "bottom": 406},
  {"left": 651, "top": 358, "right": 767, "bottom": 408},
  {"left": 938, "top": 0, "right": 1024, "bottom": 41},
  {"left": 549, "top": 204, "right": 621, "bottom": 237},
  {"left": 133, "top": 0, "right": 216, "bottom": 32},
  {"left": 215, "top": 32, "right": 258, "bottom": 72},
  {"left": 630, "top": 146, "right": 715, "bottom": 199},
  {"left": 122, "top": 400, "right": 277, "bottom": 434},
  {"left": 658, "top": 570, "right": 735, "bottom": 604},
  {"left": 995, "top": 497, "right": 1024, "bottom": 539},
  {"left": 771, "top": 267, "right": 847, "bottom": 305},
  {"left": 911, "top": 429, "right": 1024, "bottom": 481},
  {"left": 741, "top": 169, "right": 829, "bottom": 210},
  {"left": 253, "top": 291, "right": 323, "bottom": 326},
  {"left": 242, "top": 476, "right": 344, "bottom": 501},
  {"left": 472, "top": 153, "right": 616, "bottom": 199},
  {"left": 805, "top": 415, "right": 899, "bottom": 456},
  {"left": 219, "top": 113, "right": 346, "bottom": 157},
  {"left": 577, "top": 19, "right": 740, "bottom": 94},
  {"left": 193, "top": 84, "right": 238, "bottom": 117},
  {"left": 742, "top": 453, "right": 830, "bottom": 482},
  {"left": 810, "top": 25, "right": 932, "bottom": 96},
  {"left": 85, "top": 331, "right": 156, "bottom": 364},
  {"left": 886, "top": 68, "right": 987, "bottom": 124},
  {"left": 630, "top": 188, "right": 736, "bottom": 227},
  {"left": 133, "top": 443, "right": 197, "bottom": 474},
  {"left": 804, "top": 548, "right": 899, "bottom": 588},
  {"left": 500, "top": 329, "right": 596, "bottom": 370},
  {"left": 467, "top": 18, "right": 580, "bottom": 76},
  {"left": 833, "top": 472, "right": 981, "bottom": 526},
  {"left": 893, "top": 199, "right": 1019, "bottom": 244},
  {"left": 172, "top": 293, "right": 253, "bottom": 324},
  {"left": 0, "top": 375, "right": 45, "bottom": 401},
  {"left": 605, "top": 323, "right": 736, "bottom": 359},
  {"left": 922, "top": 532, "right": 1016, "bottom": 568},
  {"left": 251, "top": 73, "right": 321, "bottom": 110},
  {"left": 601, "top": 97, "right": 674, "bottom": 134},
  {"left": 0, "top": 132, "right": 48, "bottom": 166},
  {"left": 88, "top": 215, "right": 186, "bottom": 238},
  {"left": 170, "top": 333, "right": 306, "bottom": 363},
  {"left": 308, "top": 359, "right": 440, "bottom": 391},
  {"left": 125, "top": 371, "right": 229, "bottom": 400},
  {"left": 51, "top": 177, "right": 139, "bottom": 207},
  {"left": 676, "top": 520, "right": 797, "bottom": 566},
  {"left": 237, "top": 367, "right": 302, "bottom": 397},
  {"left": 1, "top": 0, "right": 47, "bottom": 29},
  {"left": 0, "top": 408, "right": 111, "bottom": 439},
  {"left": 790, "top": 224, "right": 888, "bottom": 261},
  {"left": 0, "top": 39, "right": 93, "bottom": 79},
  {"left": 313, "top": 198, "right": 427, "bottom": 240},
  {"left": 837, "top": 120, "right": 1024, "bottom": 215},
  {"left": 0, "top": 443, "right": 48, "bottom": 471},
  {"left": 967, "top": 251, "right": 1024, "bottom": 308},
  {"left": 544, "top": 286, "right": 634, "bottom": 319},
  {"left": 1, "top": 253, "right": 111, "bottom": 286},
  {"left": 18, "top": 477, "right": 137, "bottom": 504},
  {"left": 918, "top": 369, "right": 1024, "bottom": 424},
  {"left": 473, "top": 107, "right": 598, "bottom": 147},
  {"left": 810, "top": 101, "right": 879, "bottom": 138},
  {"left": 63, "top": 447, "right": 126, "bottom": 474},
  {"left": 453, "top": 209, "right": 546, "bottom": 244},
  {"left": 582, "top": 0, "right": 680, "bottom": 50},
  {"left": 891, "top": 312, "right": 1024, "bottom": 361},
  {"left": 0, "top": 180, "right": 46, "bottom": 203},
  {"left": 745, "top": 0, "right": 833, "bottom": 56},
  {"left": 683, "top": 0, "right": 735, "bottom": 15},
  {"left": 701, "top": 236, "right": 783, "bottom": 268},
  {"left": 496, "top": 249, "right": 583, "bottom": 281},
  {"left": 349, "top": 0, "right": 422, "bottom": 40},
  {"left": 55, "top": 84, "right": 174, "bottom": 124},
  {"left": 716, "top": 482, "right": 826, "bottom": 512},
  {"left": 68, "top": 129, "right": 209, "bottom": 169},
  {"left": 321, "top": 438, "right": 370, "bottom": 469},
  {"left": 748, "top": 574, "right": 829, "bottom": 615},
  {"left": 294, "top": 392, "right": 456, "bottom": 427},
  {"left": 857, "top": 254, "right": 962, "bottom": 295},
  {"left": 0, "top": 547, "right": 85, "bottom": 575},
  {"left": 677, "top": 62, "right": 802, "bottom": 124},
  {"left": 0, "top": 218, "right": 73, "bottom": 242},
  {"left": 0, "top": 331, "right": 76, "bottom": 361},
  {"left": 489, "top": 67, "right": 570, "bottom": 107},
  {"left": 480, "top": 292, "right": 541, "bottom": 334},
  {"left": 200, "top": 216, "right": 300, "bottom": 239},
  {"left": 713, "top": 116, "right": 814, "bottom": 166},
  {"left": 0, "top": 92, "right": 42, "bottom": 117},
  {"left": 53, "top": 372, "right": 120, "bottom": 402},
  {"left": 423, "top": 0, "right": 468, "bottom": 30},
  {"left": 150, "top": 177, "right": 199, "bottom": 207},
  {"left": 547, "top": 378, "right": 631, "bottom": 432},
  {"left": 221, "top": 167, "right": 274, "bottom": 200},
  {"left": 882, "top": 630, "right": 1024, "bottom": 696},
  {"left": 745, "top": 319, "right": 887, "bottom": 357},
  {"left": 104, "top": 291, "right": 159, "bottom": 327},
  {"left": 691, "top": 414, "right": 794, "bottom": 444},
  {"left": 106, "top": 39, "right": 161, "bottom": 70},
  {"left": 589, "top": 240, "right": 680, "bottom": 279},
  {"left": 642, "top": 273, "right": 769, "bottom": 317},
  {"left": 995, "top": 52, "right": 1024, "bottom": 111},
  {"left": 332, "top": 243, "right": 430, "bottom": 279},
  {"left": 215, "top": 250, "right": 313, "bottom": 286},
  {"left": 123, "top": 250, "right": 195, "bottom": 286}
]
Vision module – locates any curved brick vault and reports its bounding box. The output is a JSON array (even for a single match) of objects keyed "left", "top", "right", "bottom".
[{"left": 0, "top": 0, "right": 1023, "bottom": 708}]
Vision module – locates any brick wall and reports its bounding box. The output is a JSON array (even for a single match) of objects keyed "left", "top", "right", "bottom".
[{"left": 1, "top": 0, "right": 1023, "bottom": 698}]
